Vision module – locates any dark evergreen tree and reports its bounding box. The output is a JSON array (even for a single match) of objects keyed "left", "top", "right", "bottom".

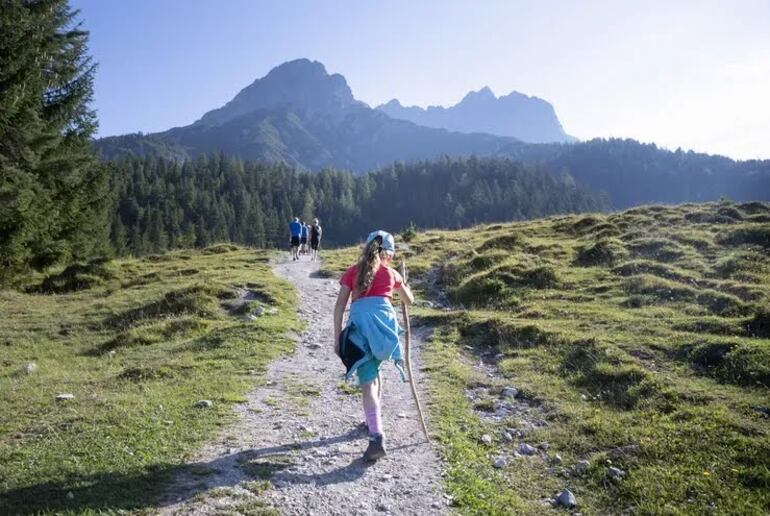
[{"left": 0, "top": 0, "right": 105, "bottom": 283}]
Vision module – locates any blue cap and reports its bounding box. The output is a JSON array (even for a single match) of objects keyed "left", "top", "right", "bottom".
[{"left": 366, "top": 230, "right": 395, "bottom": 253}]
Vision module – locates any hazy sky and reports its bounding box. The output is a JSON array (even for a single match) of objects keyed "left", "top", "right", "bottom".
[{"left": 72, "top": 0, "right": 770, "bottom": 160}]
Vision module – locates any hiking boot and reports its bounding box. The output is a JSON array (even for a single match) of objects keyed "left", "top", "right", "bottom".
[{"left": 363, "top": 434, "right": 386, "bottom": 462}]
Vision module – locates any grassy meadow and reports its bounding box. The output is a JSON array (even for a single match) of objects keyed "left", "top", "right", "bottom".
[
  {"left": 321, "top": 201, "right": 770, "bottom": 515},
  {"left": 0, "top": 245, "right": 297, "bottom": 514}
]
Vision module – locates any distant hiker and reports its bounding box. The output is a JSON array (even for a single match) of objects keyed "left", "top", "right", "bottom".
[
  {"left": 289, "top": 217, "right": 302, "bottom": 261},
  {"left": 300, "top": 221, "right": 309, "bottom": 255},
  {"left": 310, "top": 218, "right": 322, "bottom": 261},
  {"left": 334, "top": 230, "right": 414, "bottom": 462}
]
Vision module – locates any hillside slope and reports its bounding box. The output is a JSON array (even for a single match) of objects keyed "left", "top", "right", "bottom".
[{"left": 321, "top": 201, "right": 770, "bottom": 514}]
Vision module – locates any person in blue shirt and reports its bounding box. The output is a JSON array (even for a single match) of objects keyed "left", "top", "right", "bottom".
[
  {"left": 289, "top": 217, "right": 302, "bottom": 261},
  {"left": 300, "top": 222, "right": 309, "bottom": 255}
]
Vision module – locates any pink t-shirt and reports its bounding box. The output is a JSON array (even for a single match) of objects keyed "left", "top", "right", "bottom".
[{"left": 340, "top": 264, "right": 403, "bottom": 300}]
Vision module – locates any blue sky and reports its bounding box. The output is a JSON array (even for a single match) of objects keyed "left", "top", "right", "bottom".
[{"left": 73, "top": 0, "right": 770, "bottom": 160}]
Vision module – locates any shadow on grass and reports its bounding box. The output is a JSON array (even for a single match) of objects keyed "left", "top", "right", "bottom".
[{"left": 0, "top": 429, "right": 382, "bottom": 514}]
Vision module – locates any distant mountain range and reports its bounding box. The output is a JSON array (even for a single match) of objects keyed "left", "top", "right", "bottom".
[
  {"left": 377, "top": 87, "right": 574, "bottom": 143},
  {"left": 95, "top": 58, "right": 770, "bottom": 208},
  {"left": 96, "top": 59, "right": 518, "bottom": 171}
]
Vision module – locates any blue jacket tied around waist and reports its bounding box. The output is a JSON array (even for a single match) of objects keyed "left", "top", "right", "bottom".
[{"left": 345, "top": 296, "right": 403, "bottom": 380}]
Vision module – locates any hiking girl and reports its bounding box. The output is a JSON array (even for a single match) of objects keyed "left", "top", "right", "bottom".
[{"left": 333, "top": 230, "right": 414, "bottom": 462}]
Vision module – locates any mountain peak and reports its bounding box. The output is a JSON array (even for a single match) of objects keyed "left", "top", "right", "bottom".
[
  {"left": 377, "top": 86, "right": 572, "bottom": 143},
  {"left": 197, "top": 58, "right": 358, "bottom": 127},
  {"left": 460, "top": 86, "right": 496, "bottom": 103},
  {"left": 382, "top": 98, "right": 403, "bottom": 108}
]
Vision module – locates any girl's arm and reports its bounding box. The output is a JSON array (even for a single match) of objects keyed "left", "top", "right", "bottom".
[
  {"left": 333, "top": 285, "right": 351, "bottom": 354},
  {"left": 396, "top": 282, "right": 415, "bottom": 305}
]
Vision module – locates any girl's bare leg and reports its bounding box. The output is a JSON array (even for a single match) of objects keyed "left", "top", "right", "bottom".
[
  {"left": 362, "top": 377, "right": 382, "bottom": 436},
  {"left": 361, "top": 376, "right": 386, "bottom": 461}
]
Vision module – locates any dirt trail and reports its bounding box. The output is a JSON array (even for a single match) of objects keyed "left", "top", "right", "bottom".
[{"left": 160, "top": 256, "right": 446, "bottom": 515}]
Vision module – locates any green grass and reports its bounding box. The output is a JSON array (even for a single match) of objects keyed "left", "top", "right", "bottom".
[
  {"left": 321, "top": 201, "right": 770, "bottom": 515},
  {"left": 0, "top": 246, "right": 298, "bottom": 514}
]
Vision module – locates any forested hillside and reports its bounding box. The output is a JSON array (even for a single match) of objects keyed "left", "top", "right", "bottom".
[
  {"left": 106, "top": 155, "right": 605, "bottom": 256},
  {"left": 540, "top": 138, "right": 770, "bottom": 209}
]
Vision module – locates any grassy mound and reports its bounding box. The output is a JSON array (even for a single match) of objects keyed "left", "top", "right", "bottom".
[
  {"left": 104, "top": 285, "right": 221, "bottom": 329},
  {"left": 718, "top": 224, "right": 770, "bottom": 248},
  {"left": 31, "top": 258, "right": 118, "bottom": 293},
  {"left": 745, "top": 307, "right": 770, "bottom": 338},
  {"left": 612, "top": 259, "right": 698, "bottom": 282},
  {"left": 320, "top": 200, "right": 770, "bottom": 514},
  {"left": 686, "top": 341, "right": 770, "bottom": 387},
  {"left": 573, "top": 238, "right": 628, "bottom": 266}
]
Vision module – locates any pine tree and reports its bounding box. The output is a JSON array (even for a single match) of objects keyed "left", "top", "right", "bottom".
[{"left": 0, "top": 0, "right": 105, "bottom": 283}]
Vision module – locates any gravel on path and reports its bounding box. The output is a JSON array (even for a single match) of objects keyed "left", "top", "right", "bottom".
[{"left": 160, "top": 255, "right": 446, "bottom": 515}]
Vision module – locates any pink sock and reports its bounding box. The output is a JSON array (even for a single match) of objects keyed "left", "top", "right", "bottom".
[{"left": 364, "top": 406, "right": 382, "bottom": 436}]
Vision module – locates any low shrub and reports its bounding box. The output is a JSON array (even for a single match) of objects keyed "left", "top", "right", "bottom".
[
  {"left": 118, "top": 365, "right": 176, "bottom": 382},
  {"left": 718, "top": 225, "right": 770, "bottom": 249},
  {"left": 401, "top": 222, "right": 417, "bottom": 242},
  {"left": 626, "top": 237, "right": 687, "bottom": 262},
  {"left": 477, "top": 234, "right": 520, "bottom": 252},
  {"left": 688, "top": 342, "right": 738, "bottom": 368},
  {"left": 573, "top": 238, "right": 628, "bottom": 267},
  {"left": 203, "top": 243, "right": 240, "bottom": 254},
  {"left": 453, "top": 277, "right": 516, "bottom": 308},
  {"left": 744, "top": 213, "right": 770, "bottom": 223},
  {"left": 687, "top": 341, "right": 770, "bottom": 388},
  {"left": 613, "top": 260, "right": 696, "bottom": 283},
  {"left": 745, "top": 308, "right": 770, "bottom": 338},
  {"left": 623, "top": 275, "right": 743, "bottom": 315},
  {"left": 718, "top": 344, "right": 770, "bottom": 387},
  {"left": 467, "top": 251, "right": 508, "bottom": 272},
  {"left": 684, "top": 211, "right": 737, "bottom": 225},
  {"left": 712, "top": 251, "right": 766, "bottom": 279},
  {"left": 672, "top": 318, "right": 742, "bottom": 336},
  {"left": 459, "top": 318, "right": 560, "bottom": 350},
  {"left": 670, "top": 233, "right": 713, "bottom": 251},
  {"left": 737, "top": 201, "right": 770, "bottom": 215},
  {"left": 104, "top": 285, "right": 219, "bottom": 329},
  {"left": 518, "top": 266, "right": 560, "bottom": 289},
  {"left": 561, "top": 340, "right": 666, "bottom": 409},
  {"left": 571, "top": 215, "right": 604, "bottom": 233},
  {"left": 33, "top": 258, "right": 116, "bottom": 293},
  {"left": 717, "top": 206, "right": 744, "bottom": 221}
]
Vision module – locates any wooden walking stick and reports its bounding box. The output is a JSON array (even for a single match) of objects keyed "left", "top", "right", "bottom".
[{"left": 400, "top": 260, "right": 429, "bottom": 441}]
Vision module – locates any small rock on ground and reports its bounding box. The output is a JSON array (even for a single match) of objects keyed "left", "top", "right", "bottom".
[
  {"left": 575, "top": 459, "right": 590, "bottom": 475},
  {"left": 557, "top": 489, "right": 577, "bottom": 508},
  {"left": 501, "top": 386, "right": 518, "bottom": 398}
]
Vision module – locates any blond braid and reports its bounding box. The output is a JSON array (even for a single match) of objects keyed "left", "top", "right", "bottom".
[{"left": 355, "top": 237, "right": 382, "bottom": 296}]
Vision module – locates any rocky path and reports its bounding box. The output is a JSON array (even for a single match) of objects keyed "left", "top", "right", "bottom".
[{"left": 160, "top": 256, "right": 446, "bottom": 515}]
